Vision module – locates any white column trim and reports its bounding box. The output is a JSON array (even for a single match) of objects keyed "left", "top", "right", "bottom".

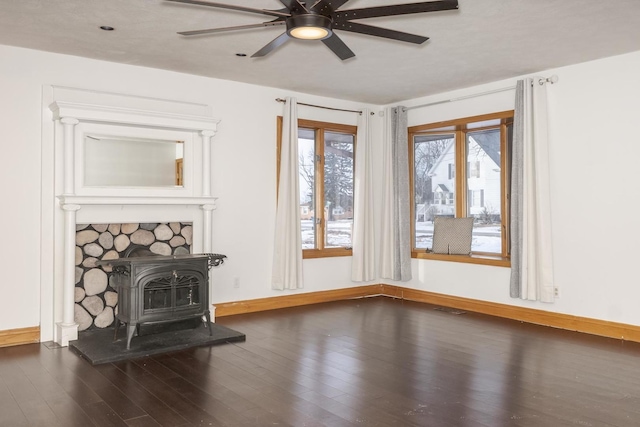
[
  {"left": 56, "top": 203, "right": 81, "bottom": 347},
  {"left": 201, "top": 130, "right": 216, "bottom": 197},
  {"left": 201, "top": 203, "right": 217, "bottom": 322},
  {"left": 201, "top": 203, "right": 216, "bottom": 253},
  {"left": 61, "top": 117, "right": 79, "bottom": 195}
]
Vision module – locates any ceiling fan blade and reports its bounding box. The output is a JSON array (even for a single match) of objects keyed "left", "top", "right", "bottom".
[
  {"left": 323, "top": 0, "right": 350, "bottom": 10},
  {"left": 166, "top": 0, "right": 290, "bottom": 18},
  {"left": 321, "top": 33, "right": 355, "bottom": 60},
  {"left": 307, "top": 0, "right": 349, "bottom": 13},
  {"left": 335, "top": 21, "right": 428, "bottom": 44},
  {"left": 279, "top": 0, "right": 308, "bottom": 13},
  {"left": 178, "top": 21, "right": 285, "bottom": 36},
  {"left": 335, "top": 0, "right": 458, "bottom": 21},
  {"left": 251, "top": 32, "right": 291, "bottom": 57}
]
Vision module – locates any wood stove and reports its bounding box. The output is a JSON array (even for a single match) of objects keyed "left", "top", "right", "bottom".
[{"left": 97, "top": 251, "right": 225, "bottom": 350}]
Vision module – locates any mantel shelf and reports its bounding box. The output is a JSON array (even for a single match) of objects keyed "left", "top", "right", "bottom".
[{"left": 57, "top": 195, "right": 217, "bottom": 207}]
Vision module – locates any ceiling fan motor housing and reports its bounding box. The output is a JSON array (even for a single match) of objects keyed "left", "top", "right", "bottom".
[{"left": 286, "top": 14, "right": 333, "bottom": 40}]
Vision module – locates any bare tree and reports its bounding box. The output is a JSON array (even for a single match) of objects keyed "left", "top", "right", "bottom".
[
  {"left": 480, "top": 203, "right": 498, "bottom": 224},
  {"left": 299, "top": 151, "right": 315, "bottom": 205},
  {"left": 298, "top": 139, "right": 354, "bottom": 221},
  {"left": 324, "top": 141, "right": 354, "bottom": 221},
  {"left": 413, "top": 137, "right": 452, "bottom": 207}
]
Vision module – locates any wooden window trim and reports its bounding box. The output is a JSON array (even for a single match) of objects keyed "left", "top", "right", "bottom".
[
  {"left": 277, "top": 117, "right": 356, "bottom": 258},
  {"left": 412, "top": 251, "right": 511, "bottom": 267},
  {"left": 303, "top": 248, "right": 353, "bottom": 259},
  {"left": 409, "top": 111, "right": 514, "bottom": 267},
  {"left": 408, "top": 110, "right": 514, "bottom": 133}
]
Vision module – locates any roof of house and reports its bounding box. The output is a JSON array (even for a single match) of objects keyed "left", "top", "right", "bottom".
[
  {"left": 428, "top": 131, "right": 501, "bottom": 177},
  {"left": 469, "top": 131, "right": 501, "bottom": 167}
]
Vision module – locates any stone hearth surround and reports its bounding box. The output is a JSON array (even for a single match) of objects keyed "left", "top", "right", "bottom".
[{"left": 75, "top": 222, "right": 193, "bottom": 331}]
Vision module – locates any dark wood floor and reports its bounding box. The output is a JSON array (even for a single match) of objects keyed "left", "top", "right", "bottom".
[{"left": 2, "top": 297, "right": 640, "bottom": 427}]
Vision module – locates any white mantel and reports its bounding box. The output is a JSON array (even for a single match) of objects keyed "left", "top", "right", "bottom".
[{"left": 47, "top": 86, "right": 221, "bottom": 346}]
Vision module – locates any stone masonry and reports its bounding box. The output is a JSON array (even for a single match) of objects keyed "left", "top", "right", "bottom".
[{"left": 75, "top": 222, "right": 192, "bottom": 331}]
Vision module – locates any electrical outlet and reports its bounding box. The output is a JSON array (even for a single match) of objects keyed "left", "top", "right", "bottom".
[
  {"left": 554, "top": 286, "right": 560, "bottom": 298},
  {"left": 233, "top": 277, "right": 240, "bottom": 289}
]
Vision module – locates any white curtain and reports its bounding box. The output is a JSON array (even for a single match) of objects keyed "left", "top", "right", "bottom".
[
  {"left": 510, "top": 78, "right": 555, "bottom": 302},
  {"left": 272, "top": 97, "right": 304, "bottom": 290},
  {"left": 351, "top": 108, "right": 376, "bottom": 281},
  {"left": 380, "top": 106, "right": 412, "bottom": 281}
]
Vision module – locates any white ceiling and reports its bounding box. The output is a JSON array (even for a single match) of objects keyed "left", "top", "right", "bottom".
[{"left": 1, "top": 0, "right": 640, "bottom": 104}]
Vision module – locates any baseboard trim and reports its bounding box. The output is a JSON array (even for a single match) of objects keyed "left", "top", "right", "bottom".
[
  {"left": 215, "top": 284, "right": 640, "bottom": 343},
  {"left": 0, "top": 326, "right": 40, "bottom": 348},
  {"left": 214, "top": 284, "right": 385, "bottom": 317},
  {"left": 381, "top": 285, "right": 640, "bottom": 342}
]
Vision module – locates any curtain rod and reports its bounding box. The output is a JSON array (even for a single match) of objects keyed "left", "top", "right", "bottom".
[
  {"left": 405, "top": 74, "right": 558, "bottom": 112},
  {"left": 275, "top": 98, "right": 374, "bottom": 115}
]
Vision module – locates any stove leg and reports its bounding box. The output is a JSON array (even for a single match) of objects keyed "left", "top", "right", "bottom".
[
  {"left": 113, "top": 318, "right": 121, "bottom": 341},
  {"left": 126, "top": 324, "right": 136, "bottom": 350},
  {"left": 204, "top": 310, "right": 212, "bottom": 336}
]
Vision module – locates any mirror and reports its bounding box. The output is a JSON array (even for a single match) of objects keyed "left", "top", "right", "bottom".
[{"left": 84, "top": 135, "right": 184, "bottom": 187}]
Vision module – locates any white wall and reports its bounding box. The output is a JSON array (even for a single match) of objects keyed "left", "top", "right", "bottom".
[
  {"left": 390, "top": 49, "right": 640, "bottom": 326},
  {"left": 0, "top": 44, "right": 377, "bottom": 339},
  {"left": 2, "top": 42, "right": 639, "bottom": 339}
]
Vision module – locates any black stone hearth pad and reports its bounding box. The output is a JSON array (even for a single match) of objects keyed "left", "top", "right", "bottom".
[{"left": 69, "top": 322, "right": 245, "bottom": 365}]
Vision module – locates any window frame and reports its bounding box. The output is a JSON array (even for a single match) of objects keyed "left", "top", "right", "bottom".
[
  {"left": 408, "top": 110, "right": 513, "bottom": 267},
  {"left": 277, "top": 117, "right": 357, "bottom": 259}
]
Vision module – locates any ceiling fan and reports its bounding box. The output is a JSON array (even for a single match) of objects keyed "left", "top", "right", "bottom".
[{"left": 167, "top": 0, "right": 459, "bottom": 60}]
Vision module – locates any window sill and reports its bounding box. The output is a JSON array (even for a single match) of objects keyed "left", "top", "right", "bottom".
[
  {"left": 303, "top": 248, "right": 352, "bottom": 259},
  {"left": 412, "top": 251, "right": 510, "bottom": 267}
]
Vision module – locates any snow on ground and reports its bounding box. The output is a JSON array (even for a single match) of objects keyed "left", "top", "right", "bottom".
[
  {"left": 301, "top": 220, "right": 502, "bottom": 253},
  {"left": 415, "top": 221, "right": 501, "bottom": 253},
  {"left": 301, "top": 220, "right": 353, "bottom": 249}
]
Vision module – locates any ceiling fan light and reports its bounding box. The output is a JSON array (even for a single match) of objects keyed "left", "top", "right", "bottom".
[
  {"left": 287, "top": 14, "right": 332, "bottom": 40},
  {"left": 289, "top": 26, "right": 329, "bottom": 40}
]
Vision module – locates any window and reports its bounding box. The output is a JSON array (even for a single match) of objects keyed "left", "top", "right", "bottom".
[
  {"left": 468, "top": 189, "right": 485, "bottom": 208},
  {"left": 277, "top": 118, "right": 356, "bottom": 258},
  {"left": 468, "top": 161, "right": 480, "bottom": 178},
  {"left": 409, "top": 111, "right": 513, "bottom": 264}
]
